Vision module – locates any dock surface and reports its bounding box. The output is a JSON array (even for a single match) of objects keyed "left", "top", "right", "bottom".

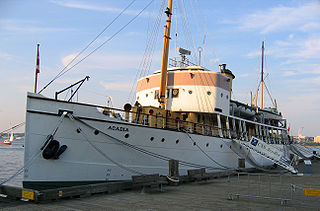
[{"left": 1, "top": 161, "right": 320, "bottom": 210}]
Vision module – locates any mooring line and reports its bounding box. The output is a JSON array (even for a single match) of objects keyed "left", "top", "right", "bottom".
[
  {"left": 0, "top": 112, "right": 67, "bottom": 185},
  {"left": 68, "top": 114, "right": 225, "bottom": 171}
]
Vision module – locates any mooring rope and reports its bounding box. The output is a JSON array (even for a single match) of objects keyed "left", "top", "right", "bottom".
[
  {"left": 67, "top": 113, "right": 144, "bottom": 175},
  {"left": 68, "top": 114, "right": 226, "bottom": 171},
  {"left": 184, "top": 130, "right": 232, "bottom": 170},
  {"left": 0, "top": 112, "right": 68, "bottom": 185}
]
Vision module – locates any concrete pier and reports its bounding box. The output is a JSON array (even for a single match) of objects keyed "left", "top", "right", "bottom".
[{"left": 1, "top": 160, "right": 320, "bottom": 210}]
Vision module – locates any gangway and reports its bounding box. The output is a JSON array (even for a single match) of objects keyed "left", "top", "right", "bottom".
[
  {"left": 290, "top": 144, "right": 320, "bottom": 159},
  {"left": 233, "top": 137, "right": 297, "bottom": 173}
]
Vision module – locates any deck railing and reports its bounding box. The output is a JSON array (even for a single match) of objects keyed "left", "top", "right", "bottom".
[{"left": 100, "top": 106, "right": 289, "bottom": 144}]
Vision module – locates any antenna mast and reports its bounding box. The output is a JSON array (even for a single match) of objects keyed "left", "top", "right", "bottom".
[{"left": 159, "top": 0, "right": 173, "bottom": 109}]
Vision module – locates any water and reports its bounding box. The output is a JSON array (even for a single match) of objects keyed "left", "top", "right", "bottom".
[{"left": 0, "top": 138, "right": 24, "bottom": 187}]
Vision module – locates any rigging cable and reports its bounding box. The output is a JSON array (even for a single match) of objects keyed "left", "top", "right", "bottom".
[
  {"left": 0, "top": 112, "right": 67, "bottom": 185},
  {"left": 38, "top": 0, "right": 154, "bottom": 94},
  {"left": 128, "top": 0, "right": 166, "bottom": 103},
  {"left": 184, "top": 131, "right": 231, "bottom": 169}
]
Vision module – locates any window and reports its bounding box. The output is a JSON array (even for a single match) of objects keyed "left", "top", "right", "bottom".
[
  {"left": 172, "top": 89, "right": 179, "bottom": 98},
  {"left": 207, "top": 91, "right": 211, "bottom": 95},
  {"left": 154, "top": 90, "right": 159, "bottom": 99}
]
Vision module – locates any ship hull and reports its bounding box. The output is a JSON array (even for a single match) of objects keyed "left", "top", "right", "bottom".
[{"left": 23, "top": 93, "right": 274, "bottom": 190}]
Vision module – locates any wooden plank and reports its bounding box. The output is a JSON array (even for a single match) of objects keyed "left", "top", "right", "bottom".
[
  {"left": 132, "top": 174, "right": 160, "bottom": 184},
  {"left": 38, "top": 181, "right": 133, "bottom": 201},
  {"left": 188, "top": 168, "right": 205, "bottom": 176}
]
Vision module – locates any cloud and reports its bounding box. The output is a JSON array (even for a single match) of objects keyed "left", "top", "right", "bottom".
[
  {"left": 245, "top": 49, "right": 272, "bottom": 58},
  {"left": 62, "top": 53, "right": 78, "bottom": 67},
  {"left": 239, "top": 73, "right": 249, "bottom": 77},
  {"left": 99, "top": 81, "right": 131, "bottom": 91},
  {"left": 50, "top": 0, "right": 140, "bottom": 15},
  {"left": 299, "top": 22, "right": 320, "bottom": 32},
  {"left": 291, "top": 38, "right": 320, "bottom": 59},
  {"left": 290, "top": 76, "right": 320, "bottom": 86},
  {"left": 270, "top": 37, "right": 320, "bottom": 62},
  {"left": 237, "top": 2, "right": 320, "bottom": 34},
  {"left": 1, "top": 19, "right": 75, "bottom": 33},
  {"left": 282, "top": 71, "right": 298, "bottom": 77},
  {"left": 281, "top": 64, "right": 320, "bottom": 77},
  {"left": 0, "top": 52, "right": 14, "bottom": 60},
  {"left": 61, "top": 52, "right": 144, "bottom": 71}
]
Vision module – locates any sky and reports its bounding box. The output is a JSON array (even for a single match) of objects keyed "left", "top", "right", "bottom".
[{"left": 0, "top": 0, "right": 319, "bottom": 137}]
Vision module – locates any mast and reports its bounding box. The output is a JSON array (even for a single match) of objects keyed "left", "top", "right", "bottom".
[
  {"left": 260, "top": 41, "right": 264, "bottom": 109},
  {"left": 159, "top": 0, "right": 173, "bottom": 109}
]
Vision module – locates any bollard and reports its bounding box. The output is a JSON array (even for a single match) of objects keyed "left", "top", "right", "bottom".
[{"left": 169, "top": 159, "right": 179, "bottom": 178}]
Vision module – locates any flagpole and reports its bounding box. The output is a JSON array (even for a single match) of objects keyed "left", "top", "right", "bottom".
[{"left": 34, "top": 44, "right": 40, "bottom": 93}]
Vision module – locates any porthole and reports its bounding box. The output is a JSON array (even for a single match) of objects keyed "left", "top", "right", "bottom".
[
  {"left": 207, "top": 91, "right": 211, "bottom": 96},
  {"left": 193, "top": 142, "right": 196, "bottom": 146},
  {"left": 176, "top": 139, "right": 179, "bottom": 144},
  {"left": 226, "top": 95, "right": 229, "bottom": 100},
  {"left": 161, "top": 138, "right": 165, "bottom": 142},
  {"left": 240, "top": 146, "right": 242, "bottom": 149},
  {"left": 94, "top": 130, "right": 99, "bottom": 135},
  {"left": 220, "top": 144, "right": 223, "bottom": 148},
  {"left": 172, "top": 89, "right": 179, "bottom": 98},
  {"left": 146, "top": 93, "right": 148, "bottom": 97},
  {"left": 221, "top": 93, "right": 223, "bottom": 98},
  {"left": 229, "top": 145, "right": 232, "bottom": 149},
  {"left": 206, "top": 143, "right": 209, "bottom": 147},
  {"left": 150, "top": 137, "right": 154, "bottom": 141},
  {"left": 188, "top": 90, "right": 193, "bottom": 94},
  {"left": 124, "top": 133, "right": 129, "bottom": 138},
  {"left": 76, "top": 128, "right": 81, "bottom": 133}
]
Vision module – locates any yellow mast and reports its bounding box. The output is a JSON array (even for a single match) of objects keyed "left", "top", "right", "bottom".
[
  {"left": 260, "top": 41, "right": 264, "bottom": 109},
  {"left": 159, "top": 0, "right": 173, "bottom": 109}
]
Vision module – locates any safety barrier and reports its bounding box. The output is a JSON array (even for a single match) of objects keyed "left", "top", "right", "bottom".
[{"left": 227, "top": 172, "right": 320, "bottom": 208}]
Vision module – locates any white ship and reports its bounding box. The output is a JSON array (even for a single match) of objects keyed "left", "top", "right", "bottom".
[{"left": 23, "top": 0, "right": 296, "bottom": 190}]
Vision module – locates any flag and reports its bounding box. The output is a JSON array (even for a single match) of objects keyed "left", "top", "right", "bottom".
[{"left": 36, "top": 44, "right": 40, "bottom": 74}]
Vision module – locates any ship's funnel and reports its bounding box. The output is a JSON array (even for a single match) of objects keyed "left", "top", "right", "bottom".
[{"left": 219, "top": 64, "right": 235, "bottom": 98}]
